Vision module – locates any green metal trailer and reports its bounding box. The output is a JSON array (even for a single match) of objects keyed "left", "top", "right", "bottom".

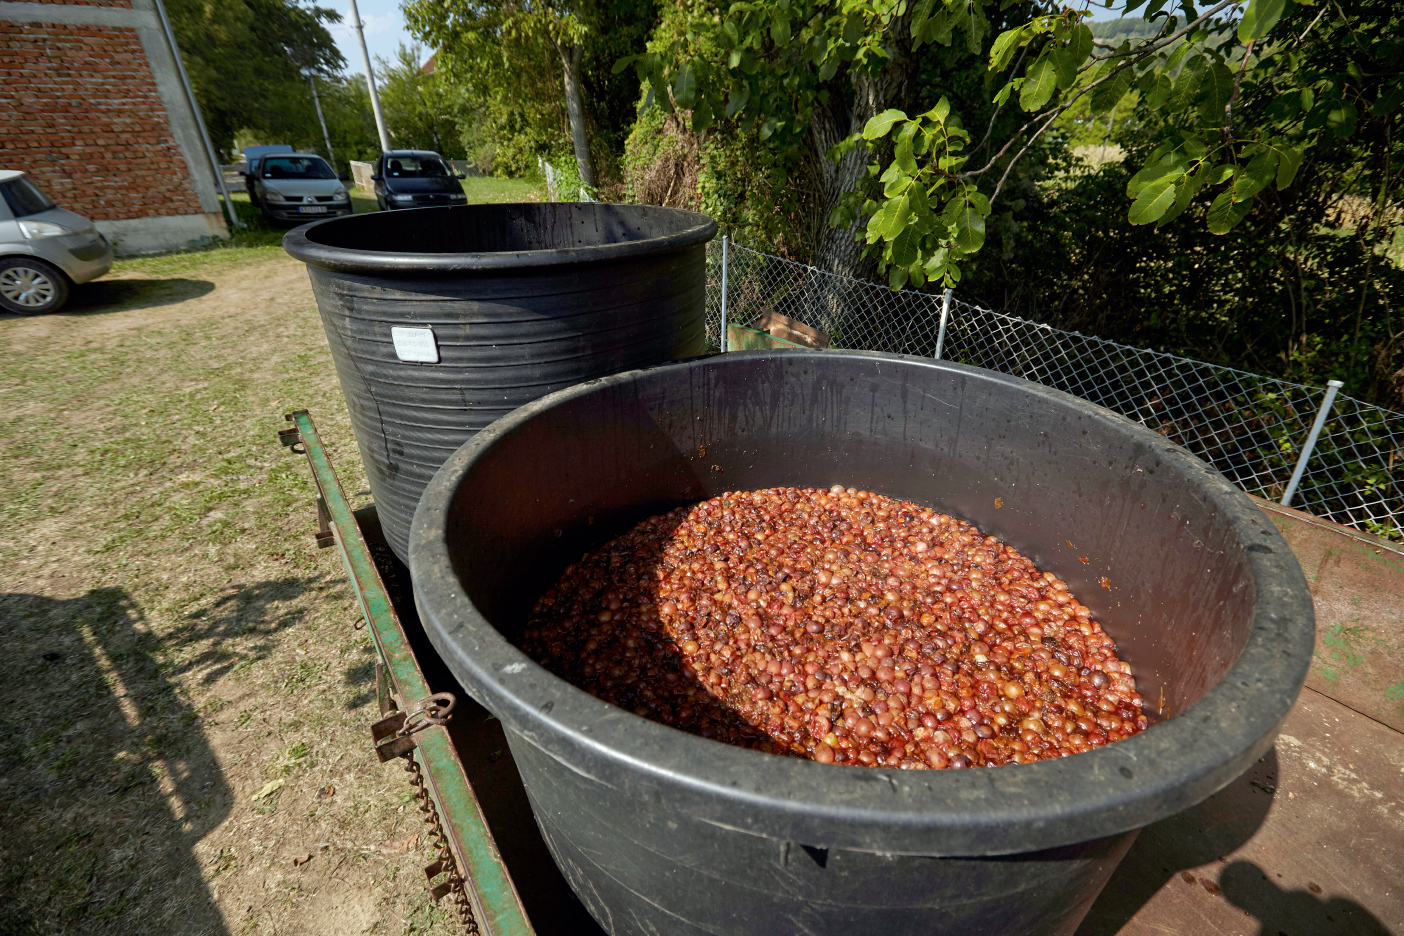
[
  {"left": 278, "top": 410, "right": 605, "bottom": 936},
  {"left": 280, "top": 409, "right": 1404, "bottom": 936}
]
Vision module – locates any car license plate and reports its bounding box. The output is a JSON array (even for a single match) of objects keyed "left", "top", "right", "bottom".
[{"left": 298, "top": 206, "right": 327, "bottom": 214}]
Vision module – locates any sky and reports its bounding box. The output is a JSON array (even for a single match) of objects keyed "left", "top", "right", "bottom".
[
  {"left": 326, "top": 0, "right": 1131, "bottom": 83},
  {"left": 328, "top": 0, "right": 421, "bottom": 76},
  {"left": 1088, "top": 1, "right": 1133, "bottom": 20}
]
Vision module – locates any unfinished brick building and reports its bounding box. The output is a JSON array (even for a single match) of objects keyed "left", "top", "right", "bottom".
[{"left": 0, "top": 0, "right": 228, "bottom": 254}]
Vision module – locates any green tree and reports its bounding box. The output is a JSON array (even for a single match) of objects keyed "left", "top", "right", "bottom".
[
  {"left": 622, "top": 0, "right": 1402, "bottom": 291},
  {"left": 376, "top": 45, "right": 467, "bottom": 157},
  {"left": 167, "top": 0, "right": 345, "bottom": 155},
  {"left": 309, "top": 74, "right": 384, "bottom": 171},
  {"left": 618, "top": 0, "right": 1041, "bottom": 277},
  {"left": 404, "top": 0, "right": 659, "bottom": 183},
  {"left": 961, "top": 3, "right": 1404, "bottom": 406}
]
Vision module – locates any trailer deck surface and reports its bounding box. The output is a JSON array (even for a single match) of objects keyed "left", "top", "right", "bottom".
[{"left": 286, "top": 411, "right": 1403, "bottom": 936}]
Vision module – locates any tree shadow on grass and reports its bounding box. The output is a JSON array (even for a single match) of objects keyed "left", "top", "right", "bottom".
[
  {"left": 162, "top": 574, "right": 345, "bottom": 686},
  {"left": 0, "top": 589, "right": 231, "bottom": 936},
  {"left": 343, "top": 653, "right": 378, "bottom": 711}
]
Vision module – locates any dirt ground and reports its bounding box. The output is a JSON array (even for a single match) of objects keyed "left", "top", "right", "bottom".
[{"left": 0, "top": 247, "right": 459, "bottom": 935}]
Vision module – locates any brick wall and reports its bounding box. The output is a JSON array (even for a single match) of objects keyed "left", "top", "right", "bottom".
[{"left": 0, "top": 21, "right": 205, "bottom": 221}]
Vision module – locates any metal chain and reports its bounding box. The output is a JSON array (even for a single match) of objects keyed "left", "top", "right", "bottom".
[
  {"left": 401, "top": 751, "right": 480, "bottom": 934},
  {"left": 397, "top": 692, "right": 457, "bottom": 737},
  {"left": 375, "top": 692, "right": 477, "bottom": 934}
]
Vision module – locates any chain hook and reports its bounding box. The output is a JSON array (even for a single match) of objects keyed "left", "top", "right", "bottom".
[{"left": 396, "top": 692, "right": 456, "bottom": 737}]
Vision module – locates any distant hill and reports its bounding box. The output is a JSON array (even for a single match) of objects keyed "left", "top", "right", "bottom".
[
  {"left": 1088, "top": 15, "right": 1234, "bottom": 56},
  {"left": 1089, "top": 17, "right": 1164, "bottom": 42}
]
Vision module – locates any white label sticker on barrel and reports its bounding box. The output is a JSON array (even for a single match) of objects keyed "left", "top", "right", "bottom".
[{"left": 391, "top": 326, "right": 439, "bottom": 363}]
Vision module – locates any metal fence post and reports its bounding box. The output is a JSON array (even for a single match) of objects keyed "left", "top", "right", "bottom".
[
  {"left": 686, "top": 240, "right": 1402, "bottom": 537},
  {"left": 152, "top": 0, "right": 243, "bottom": 229},
  {"left": 720, "top": 234, "right": 730, "bottom": 352},
  {"left": 1281, "top": 379, "right": 1344, "bottom": 508},
  {"left": 933, "top": 289, "right": 953, "bottom": 359}
]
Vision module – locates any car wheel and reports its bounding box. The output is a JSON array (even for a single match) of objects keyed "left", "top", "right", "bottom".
[{"left": 0, "top": 257, "right": 70, "bottom": 315}]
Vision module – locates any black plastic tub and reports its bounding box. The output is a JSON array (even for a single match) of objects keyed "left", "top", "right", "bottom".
[
  {"left": 283, "top": 202, "right": 716, "bottom": 562},
  {"left": 409, "top": 350, "right": 1315, "bottom": 936}
]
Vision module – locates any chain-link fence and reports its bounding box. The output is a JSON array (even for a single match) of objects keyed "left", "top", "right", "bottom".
[{"left": 705, "top": 239, "right": 1404, "bottom": 542}]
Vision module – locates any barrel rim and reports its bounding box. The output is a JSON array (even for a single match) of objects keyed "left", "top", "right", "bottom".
[
  {"left": 409, "top": 349, "right": 1315, "bottom": 856},
  {"left": 283, "top": 202, "right": 717, "bottom": 274}
]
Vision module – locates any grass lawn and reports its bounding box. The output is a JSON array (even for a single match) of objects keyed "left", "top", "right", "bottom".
[
  {"left": 455, "top": 176, "right": 540, "bottom": 204},
  {"left": 346, "top": 175, "right": 540, "bottom": 205},
  {"left": 0, "top": 244, "right": 461, "bottom": 933}
]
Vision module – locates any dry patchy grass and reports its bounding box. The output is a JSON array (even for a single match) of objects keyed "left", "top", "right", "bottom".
[{"left": 0, "top": 251, "right": 458, "bottom": 936}]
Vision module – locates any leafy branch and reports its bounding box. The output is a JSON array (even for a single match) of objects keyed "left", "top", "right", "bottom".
[{"left": 613, "top": 0, "right": 1392, "bottom": 290}]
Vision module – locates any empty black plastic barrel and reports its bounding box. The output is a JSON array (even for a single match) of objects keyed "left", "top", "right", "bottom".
[
  {"left": 409, "top": 350, "right": 1315, "bottom": 936},
  {"left": 283, "top": 202, "right": 716, "bottom": 562}
]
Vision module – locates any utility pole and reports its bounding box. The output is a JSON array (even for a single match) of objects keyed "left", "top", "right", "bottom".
[
  {"left": 348, "top": 0, "right": 390, "bottom": 153},
  {"left": 307, "top": 72, "right": 336, "bottom": 170},
  {"left": 151, "top": 0, "right": 243, "bottom": 228}
]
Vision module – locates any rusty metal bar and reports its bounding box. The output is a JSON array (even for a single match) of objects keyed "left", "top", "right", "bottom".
[{"left": 282, "top": 410, "right": 534, "bottom": 936}]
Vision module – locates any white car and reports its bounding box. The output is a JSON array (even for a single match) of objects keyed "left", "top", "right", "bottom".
[{"left": 0, "top": 170, "right": 113, "bottom": 315}]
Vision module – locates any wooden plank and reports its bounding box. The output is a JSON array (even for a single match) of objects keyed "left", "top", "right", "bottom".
[
  {"left": 752, "top": 309, "right": 832, "bottom": 348},
  {"left": 1079, "top": 686, "right": 1404, "bottom": 935},
  {"left": 1253, "top": 497, "right": 1404, "bottom": 732}
]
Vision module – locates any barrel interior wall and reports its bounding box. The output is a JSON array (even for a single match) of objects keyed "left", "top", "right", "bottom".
[
  {"left": 304, "top": 203, "right": 712, "bottom": 255},
  {"left": 449, "top": 353, "right": 1261, "bottom": 725}
]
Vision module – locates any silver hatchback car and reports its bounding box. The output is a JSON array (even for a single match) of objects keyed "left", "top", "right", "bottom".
[
  {"left": 0, "top": 170, "right": 113, "bottom": 315},
  {"left": 249, "top": 153, "right": 352, "bottom": 225}
]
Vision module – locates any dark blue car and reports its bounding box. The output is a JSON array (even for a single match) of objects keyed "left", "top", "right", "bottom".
[{"left": 373, "top": 151, "right": 467, "bottom": 211}]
